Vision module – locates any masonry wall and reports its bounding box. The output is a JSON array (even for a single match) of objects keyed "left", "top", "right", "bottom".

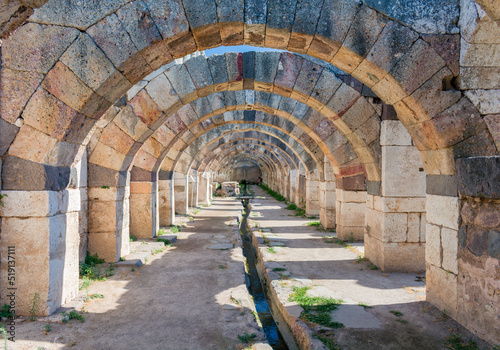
[{"left": 231, "top": 166, "right": 261, "bottom": 183}]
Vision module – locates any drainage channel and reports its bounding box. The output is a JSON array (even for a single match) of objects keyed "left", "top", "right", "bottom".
[{"left": 239, "top": 196, "right": 290, "bottom": 350}]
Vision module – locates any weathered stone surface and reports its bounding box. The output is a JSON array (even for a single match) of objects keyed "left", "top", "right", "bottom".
[
  {"left": 426, "top": 263, "right": 458, "bottom": 318},
  {"left": 456, "top": 156, "right": 500, "bottom": 199},
  {"left": 1, "top": 22, "right": 78, "bottom": 74},
  {"left": 467, "top": 228, "right": 488, "bottom": 257},
  {"left": 364, "top": 0, "right": 459, "bottom": 34},
  {"left": 216, "top": 0, "right": 244, "bottom": 45},
  {"left": 426, "top": 194, "right": 460, "bottom": 230},
  {"left": 30, "top": 0, "right": 129, "bottom": 30},
  {"left": 0, "top": 68, "right": 44, "bottom": 124},
  {"left": 0, "top": 118, "right": 19, "bottom": 156},
  {"left": 441, "top": 227, "right": 458, "bottom": 273},
  {"left": 184, "top": 55, "right": 214, "bottom": 95},
  {"left": 116, "top": 1, "right": 163, "bottom": 51},
  {"left": 288, "top": 0, "right": 323, "bottom": 53},
  {"left": 1, "top": 156, "right": 71, "bottom": 191},
  {"left": 265, "top": 0, "right": 297, "bottom": 49},
  {"left": 465, "top": 89, "right": 500, "bottom": 115},
  {"left": 488, "top": 230, "right": 500, "bottom": 259},
  {"left": 128, "top": 90, "right": 162, "bottom": 126},
  {"left": 426, "top": 175, "right": 458, "bottom": 197},
  {"left": 165, "top": 64, "right": 198, "bottom": 103},
  {"left": 380, "top": 120, "right": 412, "bottom": 146},
  {"left": 143, "top": 0, "right": 189, "bottom": 39},
  {"left": 145, "top": 74, "right": 182, "bottom": 114}
]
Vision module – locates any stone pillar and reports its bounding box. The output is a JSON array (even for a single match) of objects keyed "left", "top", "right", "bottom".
[
  {"left": 320, "top": 162, "right": 336, "bottom": 229},
  {"left": 198, "top": 172, "right": 211, "bottom": 205},
  {"left": 364, "top": 120, "right": 426, "bottom": 272},
  {"left": 297, "top": 174, "right": 306, "bottom": 209},
  {"left": 158, "top": 178, "right": 172, "bottom": 227},
  {"left": 129, "top": 179, "right": 158, "bottom": 239},
  {"left": 289, "top": 169, "right": 297, "bottom": 205},
  {"left": 306, "top": 175, "right": 320, "bottom": 216},
  {"left": 336, "top": 188, "right": 367, "bottom": 241},
  {"left": 87, "top": 164, "right": 130, "bottom": 263},
  {"left": 174, "top": 172, "right": 187, "bottom": 215},
  {"left": 0, "top": 189, "right": 81, "bottom": 315}
]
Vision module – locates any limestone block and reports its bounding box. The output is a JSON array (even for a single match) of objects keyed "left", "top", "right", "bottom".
[
  {"left": 441, "top": 227, "right": 458, "bottom": 274},
  {"left": 88, "top": 231, "right": 119, "bottom": 262},
  {"left": 0, "top": 189, "right": 79, "bottom": 217},
  {"left": 88, "top": 200, "right": 124, "bottom": 233},
  {"left": 459, "top": 0, "right": 500, "bottom": 43},
  {"left": 145, "top": 74, "right": 182, "bottom": 115},
  {"left": 88, "top": 186, "right": 128, "bottom": 202},
  {"left": 382, "top": 145, "right": 426, "bottom": 197},
  {"left": 381, "top": 197, "right": 426, "bottom": 213},
  {"left": 89, "top": 142, "right": 127, "bottom": 171},
  {"left": 324, "top": 191, "right": 336, "bottom": 208},
  {"left": 381, "top": 242, "right": 426, "bottom": 272},
  {"left": 130, "top": 193, "right": 154, "bottom": 238},
  {"left": 465, "top": 89, "right": 500, "bottom": 115},
  {"left": 338, "top": 189, "right": 367, "bottom": 203},
  {"left": 426, "top": 263, "right": 458, "bottom": 318},
  {"left": 164, "top": 64, "right": 198, "bottom": 104},
  {"left": 458, "top": 67, "right": 500, "bottom": 90},
  {"left": 420, "top": 213, "right": 427, "bottom": 242},
  {"left": 337, "top": 202, "right": 365, "bottom": 227},
  {"left": 382, "top": 212, "right": 407, "bottom": 243},
  {"left": 365, "top": 208, "right": 383, "bottom": 241},
  {"left": 337, "top": 225, "right": 364, "bottom": 241},
  {"left": 426, "top": 223, "right": 442, "bottom": 267},
  {"left": 426, "top": 194, "right": 460, "bottom": 230},
  {"left": 366, "top": 194, "right": 374, "bottom": 209},
  {"left": 407, "top": 213, "right": 421, "bottom": 243},
  {"left": 380, "top": 120, "right": 412, "bottom": 146}
]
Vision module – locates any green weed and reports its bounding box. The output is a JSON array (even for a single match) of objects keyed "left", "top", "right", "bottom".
[
  {"left": 358, "top": 302, "right": 372, "bottom": 309},
  {"left": 272, "top": 267, "right": 287, "bottom": 272},
  {"left": 29, "top": 293, "right": 41, "bottom": 321},
  {"left": 44, "top": 324, "right": 52, "bottom": 333},
  {"left": 0, "top": 304, "right": 13, "bottom": 319},
  {"left": 443, "top": 333, "right": 479, "bottom": 350},
  {"left": 307, "top": 221, "right": 321, "bottom": 227},
  {"left": 390, "top": 310, "right": 403, "bottom": 317},
  {"left": 266, "top": 247, "right": 277, "bottom": 254},
  {"left": 88, "top": 294, "right": 104, "bottom": 300},
  {"left": 355, "top": 255, "right": 368, "bottom": 263},
  {"left": 170, "top": 225, "right": 181, "bottom": 234},
  {"left": 368, "top": 262, "right": 379, "bottom": 270},
  {"left": 238, "top": 333, "right": 257, "bottom": 344},
  {"left": 130, "top": 235, "right": 138, "bottom": 242},
  {"left": 155, "top": 238, "right": 172, "bottom": 246}
]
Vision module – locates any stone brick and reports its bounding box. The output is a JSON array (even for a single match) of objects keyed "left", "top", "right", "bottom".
[
  {"left": 353, "top": 21, "right": 418, "bottom": 87},
  {"left": 243, "top": 0, "right": 267, "bottom": 46},
  {"left": 1, "top": 156, "right": 72, "bottom": 191},
  {"left": 407, "top": 213, "right": 421, "bottom": 243},
  {"left": 99, "top": 122, "right": 136, "bottom": 155},
  {"left": 364, "top": 0, "right": 459, "bottom": 35},
  {"left": 382, "top": 145, "right": 426, "bottom": 198},
  {"left": 29, "top": 0, "right": 129, "bottom": 30},
  {"left": 42, "top": 62, "right": 110, "bottom": 119},
  {"left": 265, "top": 0, "right": 297, "bottom": 49},
  {"left": 165, "top": 64, "right": 198, "bottom": 103},
  {"left": 390, "top": 39, "right": 446, "bottom": 96},
  {"left": 426, "top": 263, "right": 458, "bottom": 318},
  {"left": 208, "top": 54, "right": 229, "bottom": 91},
  {"left": 216, "top": 0, "right": 244, "bottom": 45},
  {"left": 145, "top": 74, "right": 182, "bottom": 115},
  {"left": 1, "top": 22, "right": 79, "bottom": 74},
  {"left": 128, "top": 90, "right": 162, "bottom": 126},
  {"left": 184, "top": 55, "right": 215, "bottom": 96},
  {"left": 467, "top": 227, "right": 488, "bottom": 257},
  {"left": 465, "top": 89, "right": 500, "bottom": 115},
  {"left": 89, "top": 142, "right": 128, "bottom": 171},
  {"left": 183, "top": 0, "right": 221, "bottom": 49},
  {"left": 353, "top": 113, "right": 380, "bottom": 145},
  {"left": 0, "top": 68, "right": 44, "bottom": 124},
  {"left": 287, "top": 0, "right": 323, "bottom": 53},
  {"left": 456, "top": 156, "right": 500, "bottom": 199},
  {"left": 116, "top": 1, "right": 162, "bottom": 51},
  {"left": 144, "top": 0, "right": 189, "bottom": 39},
  {"left": 87, "top": 14, "right": 140, "bottom": 70},
  {"left": 426, "top": 223, "right": 442, "bottom": 267},
  {"left": 488, "top": 230, "right": 500, "bottom": 259},
  {"left": 8, "top": 125, "right": 57, "bottom": 163},
  {"left": 326, "top": 83, "right": 361, "bottom": 119},
  {"left": 380, "top": 120, "right": 412, "bottom": 146},
  {"left": 426, "top": 194, "right": 460, "bottom": 230},
  {"left": 420, "top": 148, "right": 456, "bottom": 176},
  {"left": 293, "top": 60, "right": 324, "bottom": 100},
  {"left": 441, "top": 227, "right": 459, "bottom": 274},
  {"left": 0, "top": 118, "right": 19, "bottom": 156}
]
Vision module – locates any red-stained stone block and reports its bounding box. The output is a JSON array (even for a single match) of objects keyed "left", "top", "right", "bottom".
[
  {"left": 165, "top": 114, "right": 187, "bottom": 134},
  {"left": 99, "top": 122, "right": 136, "bottom": 155},
  {"left": 314, "top": 118, "right": 336, "bottom": 140},
  {"left": 273, "top": 52, "right": 304, "bottom": 96},
  {"left": 21, "top": 87, "right": 84, "bottom": 141},
  {"left": 129, "top": 90, "right": 162, "bottom": 126},
  {"left": 153, "top": 125, "right": 176, "bottom": 146}
]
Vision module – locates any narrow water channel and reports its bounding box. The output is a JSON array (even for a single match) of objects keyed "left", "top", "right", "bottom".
[{"left": 239, "top": 196, "right": 290, "bottom": 350}]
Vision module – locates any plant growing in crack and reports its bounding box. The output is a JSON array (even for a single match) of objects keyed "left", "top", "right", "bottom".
[{"left": 29, "top": 293, "right": 41, "bottom": 321}]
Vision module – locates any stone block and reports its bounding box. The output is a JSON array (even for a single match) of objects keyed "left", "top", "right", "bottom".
[
  {"left": 420, "top": 213, "right": 427, "bottom": 242},
  {"left": 488, "top": 230, "right": 500, "bottom": 259},
  {"left": 364, "top": 0, "right": 459, "bottom": 35},
  {"left": 287, "top": 0, "right": 322, "bottom": 52},
  {"left": 465, "top": 89, "right": 500, "bottom": 115},
  {"left": 337, "top": 225, "right": 364, "bottom": 241},
  {"left": 244, "top": 0, "right": 266, "bottom": 46},
  {"left": 314, "top": 0, "right": 358, "bottom": 52},
  {"left": 88, "top": 231, "right": 119, "bottom": 262},
  {"left": 7, "top": 124, "right": 57, "bottom": 164},
  {"left": 426, "top": 194, "right": 460, "bottom": 230},
  {"left": 407, "top": 213, "right": 421, "bottom": 243},
  {"left": 0, "top": 68, "right": 44, "bottom": 124},
  {"left": 365, "top": 207, "right": 383, "bottom": 241},
  {"left": 380, "top": 242, "right": 426, "bottom": 272},
  {"left": 165, "top": 64, "right": 198, "bottom": 103},
  {"left": 441, "top": 227, "right": 458, "bottom": 274},
  {"left": 130, "top": 192, "right": 154, "bottom": 238},
  {"left": 426, "top": 174, "right": 458, "bottom": 197},
  {"left": 426, "top": 223, "right": 442, "bottom": 267},
  {"left": 426, "top": 263, "right": 458, "bottom": 318},
  {"left": 1, "top": 22, "right": 79, "bottom": 74},
  {"left": 88, "top": 186, "right": 128, "bottom": 202},
  {"left": 337, "top": 201, "right": 365, "bottom": 227},
  {"left": 144, "top": 0, "right": 189, "bottom": 39},
  {"left": 390, "top": 39, "right": 445, "bottom": 96},
  {"left": 116, "top": 1, "right": 162, "bottom": 51},
  {"left": 382, "top": 145, "right": 426, "bottom": 197},
  {"left": 128, "top": 89, "right": 162, "bottom": 126},
  {"left": 89, "top": 142, "right": 127, "bottom": 171},
  {"left": 456, "top": 156, "right": 500, "bottom": 199},
  {"left": 326, "top": 83, "right": 362, "bottom": 119},
  {"left": 380, "top": 120, "right": 412, "bottom": 146},
  {"left": 381, "top": 197, "right": 426, "bottom": 213},
  {"left": 184, "top": 55, "right": 215, "bottom": 96}
]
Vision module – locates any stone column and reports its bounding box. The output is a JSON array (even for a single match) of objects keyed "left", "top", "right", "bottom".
[
  {"left": 320, "top": 162, "right": 336, "bottom": 229},
  {"left": 364, "top": 120, "right": 426, "bottom": 272},
  {"left": 129, "top": 169, "right": 159, "bottom": 239},
  {"left": 87, "top": 164, "right": 130, "bottom": 263},
  {"left": 0, "top": 189, "right": 81, "bottom": 315},
  {"left": 297, "top": 174, "right": 306, "bottom": 209},
  {"left": 306, "top": 175, "right": 320, "bottom": 216},
  {"left": 173, "top": 172, "right": 187, "bottom": 215},
  {"left": 335, "top": 174, "right": 367, "bottom": 241}
]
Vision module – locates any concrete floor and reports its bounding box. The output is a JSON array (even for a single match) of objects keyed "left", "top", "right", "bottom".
[{"left": 8, "top": 187, "right": 495, "bottom": 350}]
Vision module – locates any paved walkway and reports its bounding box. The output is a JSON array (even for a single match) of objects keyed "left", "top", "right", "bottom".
[{"left": 11, "top": 197, "right": 268, "bottom": 350}]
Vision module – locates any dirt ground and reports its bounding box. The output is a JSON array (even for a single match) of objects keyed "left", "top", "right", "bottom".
[{"left": 8, "top": 198, "right": 268, "bottom": 350}]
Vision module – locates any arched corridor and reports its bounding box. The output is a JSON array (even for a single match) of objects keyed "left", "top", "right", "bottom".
[{"left": 1, "top": 0, "right": 499, "bottom": 347}]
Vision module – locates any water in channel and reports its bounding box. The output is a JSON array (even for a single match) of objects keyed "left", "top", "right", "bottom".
[{"left": 239, "top": 196, "right": 289, "bottom": 350}]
